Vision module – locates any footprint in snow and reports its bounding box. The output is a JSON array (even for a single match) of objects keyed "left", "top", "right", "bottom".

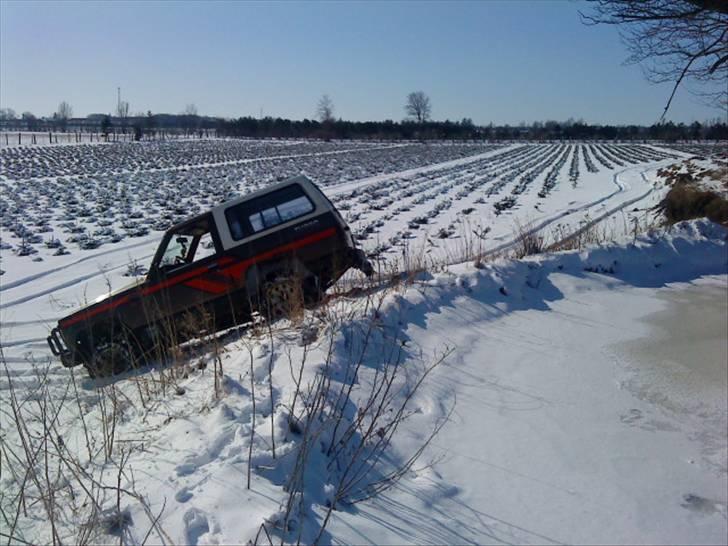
[
  {"left": 175, "top": 487, "right": 193, "bottom": 503},
  {"left": 619, "top": 408, "right": 642, "bottom": 425},
  {"left": 176, "top": 462, "right": 198, "bottom": 477},
  {"left": 174, "top": 427, "right": 240, "bottom": 477},
  {"left": 183, "top": 508, "right": 209, "bottom": 544},
  {"left": 681, "top": 494, "right": 726, "bottom": 517}
]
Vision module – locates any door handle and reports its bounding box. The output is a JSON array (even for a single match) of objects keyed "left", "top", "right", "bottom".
[{"left": 207, "top": 263, "right": 220, "bottom": 271}]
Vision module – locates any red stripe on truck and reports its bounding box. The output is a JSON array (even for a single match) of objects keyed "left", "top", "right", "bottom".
[
  {"left": 184, "top": 277, "right": 231, "bottom": 294},
  {"left": 59, "top": 295, "right": 133, "bottom": 328},
  {"left": 218, "top": 227, "right": 337, "bottom": 280},
  {"left": 59, "top": 228, "right": 338, "bottom": 327}
]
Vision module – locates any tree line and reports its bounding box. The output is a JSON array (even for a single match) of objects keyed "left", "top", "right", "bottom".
[
  {"left": 2, "top": 89, "right": 726, "bottom": 141},
  {"left": 215, "top": 117, "right": 728, "bottom": 141},
  {"left": 3, "top": 109, "right": 726, "bottom": 142}
]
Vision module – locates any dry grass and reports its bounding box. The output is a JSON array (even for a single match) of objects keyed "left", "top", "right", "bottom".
[
  {"left": 3, "top": 253, "right": 454, "bottom": 544},
  {"left": 511, "top": 221, "right": 546, "bottom": 258},
  {"left": 655, "top": 159, "right": 728, "bottom": 226},
  {"left": 548, "top": 216, "right": 611, "bottom": 252},
  {"left": 658, "top": 184, "right": 728, "bottom": 226}
]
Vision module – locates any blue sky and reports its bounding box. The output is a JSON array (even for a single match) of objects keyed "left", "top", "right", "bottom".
[{"left": 0, "top": 0, "right": 722, "bottom": 124}]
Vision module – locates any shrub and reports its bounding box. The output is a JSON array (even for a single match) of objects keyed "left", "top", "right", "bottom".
[{"left": 658, "top": 185, "right": 728, "bottom": 226}]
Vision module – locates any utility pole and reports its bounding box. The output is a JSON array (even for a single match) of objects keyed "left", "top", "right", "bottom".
[{"left": 117, "top": 87, "right": 121, "bottom": 114}]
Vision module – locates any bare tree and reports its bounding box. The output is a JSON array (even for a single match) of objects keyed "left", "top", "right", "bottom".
[
  {"left": 405, "top": 91, "right": 431, "bottom": 123},
  {"left": 57, "top": 101, "right": 73, "bottom": 131},
  {"left": 316, "top": 94, "right": 335, "bottom": 123},
  {"left": 22, "top": 111, "right": 39, "bottom": 131},
  {"left": 0, "top": 107, "right": 17, "bottom": 120},
  {"left": 181, "top": 103, "right": 199, "bottom": 134},
  {"left": 580, "top": 1, "right": 728, "bottom": 120}
]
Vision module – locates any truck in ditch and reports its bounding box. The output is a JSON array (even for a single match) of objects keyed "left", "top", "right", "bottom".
[{"left": 47, "top": 175, "right": 372, "bottom": 377}]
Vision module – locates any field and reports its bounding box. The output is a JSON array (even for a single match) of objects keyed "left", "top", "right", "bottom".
[
  {"left": 0, "top": 139, "right": 684, "bottom": 365},
  {"left": 1, "top": 139, "right": 726, "bottom": 545}
]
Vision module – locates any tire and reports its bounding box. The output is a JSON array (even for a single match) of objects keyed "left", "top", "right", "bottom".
[
  {"left": 262, "top": 277, "right": 303, "bottom": 321},
  {"left": 85, "top": 338, "right": 134, "bottom": 378}
]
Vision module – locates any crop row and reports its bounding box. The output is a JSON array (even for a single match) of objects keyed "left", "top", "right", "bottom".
[
  {"left": 0, "top": 143, "right": 678, "bottom": 271},
  {"left": 0, "top": 139, "right": 386, "bottom": 180}
]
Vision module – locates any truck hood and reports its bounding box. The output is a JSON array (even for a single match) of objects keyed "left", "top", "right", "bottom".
[{"left": 68, "top": 277, "right": 145, "bottom": 315}]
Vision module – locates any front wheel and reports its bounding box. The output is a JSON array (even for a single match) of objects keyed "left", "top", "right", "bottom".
[{"left": 85, "top": 339, "right": 135, "bottom": 378}]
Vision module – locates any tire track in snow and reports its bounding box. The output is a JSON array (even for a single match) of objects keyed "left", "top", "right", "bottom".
[
  {"left": 0, "top": 236, "right": 156, "bottom": 293},
  {"left": 326, "top": 146, "right": 516, "bottom": 197},
  {"left": 482, "top": 161, "right": 669, "bottom": 258},
  {"left": 0, "top": 258, "right": 148, "bottom": 310}
]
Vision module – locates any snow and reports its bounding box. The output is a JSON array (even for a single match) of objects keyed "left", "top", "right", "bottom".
[
  {"left": 325, "top": 222, "right": 727, "bottom": 545},
  {"left": 0, "top": 139, "right": 726, "bottom": 544}
]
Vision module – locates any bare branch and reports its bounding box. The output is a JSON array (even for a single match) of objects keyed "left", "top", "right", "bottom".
[{"left": 581, "top": 0, "right": 728, "bottom": 117}]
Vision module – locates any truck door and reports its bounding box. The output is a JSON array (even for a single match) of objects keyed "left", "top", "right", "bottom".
[{"left": 145, "top": 214, "right": 229, "bottom": 333}]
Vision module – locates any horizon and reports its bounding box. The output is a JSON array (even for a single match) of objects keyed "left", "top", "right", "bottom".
[
  {"left": 10, "top": 111, "right": 724, "bottom": 129},
  {"left": 1, "top": 1, "right": 725, "bottom": 125}
]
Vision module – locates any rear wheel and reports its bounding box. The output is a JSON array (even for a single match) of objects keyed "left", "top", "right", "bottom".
[{"left": 262, "top": 276, "right": 304, "bottom": 321}]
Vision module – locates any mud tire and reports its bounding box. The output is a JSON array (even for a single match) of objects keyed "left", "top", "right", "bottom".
[
  {"left": 85, "top": 339, "right": 134, "bottom": 378},
  {"left": 263, "top": 277, "right": 303, "bottom": 322}
]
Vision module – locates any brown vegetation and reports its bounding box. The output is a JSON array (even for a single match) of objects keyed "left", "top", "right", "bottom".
[
  {"left": 656, "top": 161, "right": 728, "bottom": 226},
  {"left": 658, "top": 184, "right": 728, "bottom": 225}
]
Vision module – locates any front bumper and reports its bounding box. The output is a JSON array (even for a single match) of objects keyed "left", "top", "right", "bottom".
[{"left": 47, "top": 327, "right": 76, "bottom": 367}]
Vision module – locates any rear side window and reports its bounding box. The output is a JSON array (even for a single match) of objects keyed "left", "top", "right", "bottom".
[{"left": 226, "top": 184, "right": 316, "bottom": 240}]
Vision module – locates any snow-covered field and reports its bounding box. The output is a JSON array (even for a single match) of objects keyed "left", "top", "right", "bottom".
[
  {"left": 0, "top": 140, "right": 684, "bottom": 365},
  {"left": 1, "top": 139, "right": 726, "bottom": 544}
]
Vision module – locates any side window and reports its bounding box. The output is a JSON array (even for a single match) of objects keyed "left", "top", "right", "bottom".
[
  {"left": 278, "top": 196, "right": 315, "bottom": 222},
  {"left": 157, "top": 221, "right": 217, "bottom": 271},
  {"left": 258, "top": 207, "right": 281, "bottom": 231},
  {"left": 249, "top": 212, "right": 264, "bottom": 233},
  {"left": 226, "top": 184, "right": 315, "bottom": 240},
  {"left": 196, "top": 232, "right": 217, "bottom": 260}
]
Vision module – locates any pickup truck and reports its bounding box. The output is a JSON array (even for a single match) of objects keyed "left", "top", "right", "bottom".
[{"left": 47, "top": 175, "right": 372, "bottom": 377}]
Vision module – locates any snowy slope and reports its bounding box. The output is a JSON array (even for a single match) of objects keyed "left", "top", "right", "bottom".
[
  {"left": 326, "top": 220, "right": 728, "bottom": 545},
  {"left": 2, "top": 219, "right": 725, "bottom": 545}
]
